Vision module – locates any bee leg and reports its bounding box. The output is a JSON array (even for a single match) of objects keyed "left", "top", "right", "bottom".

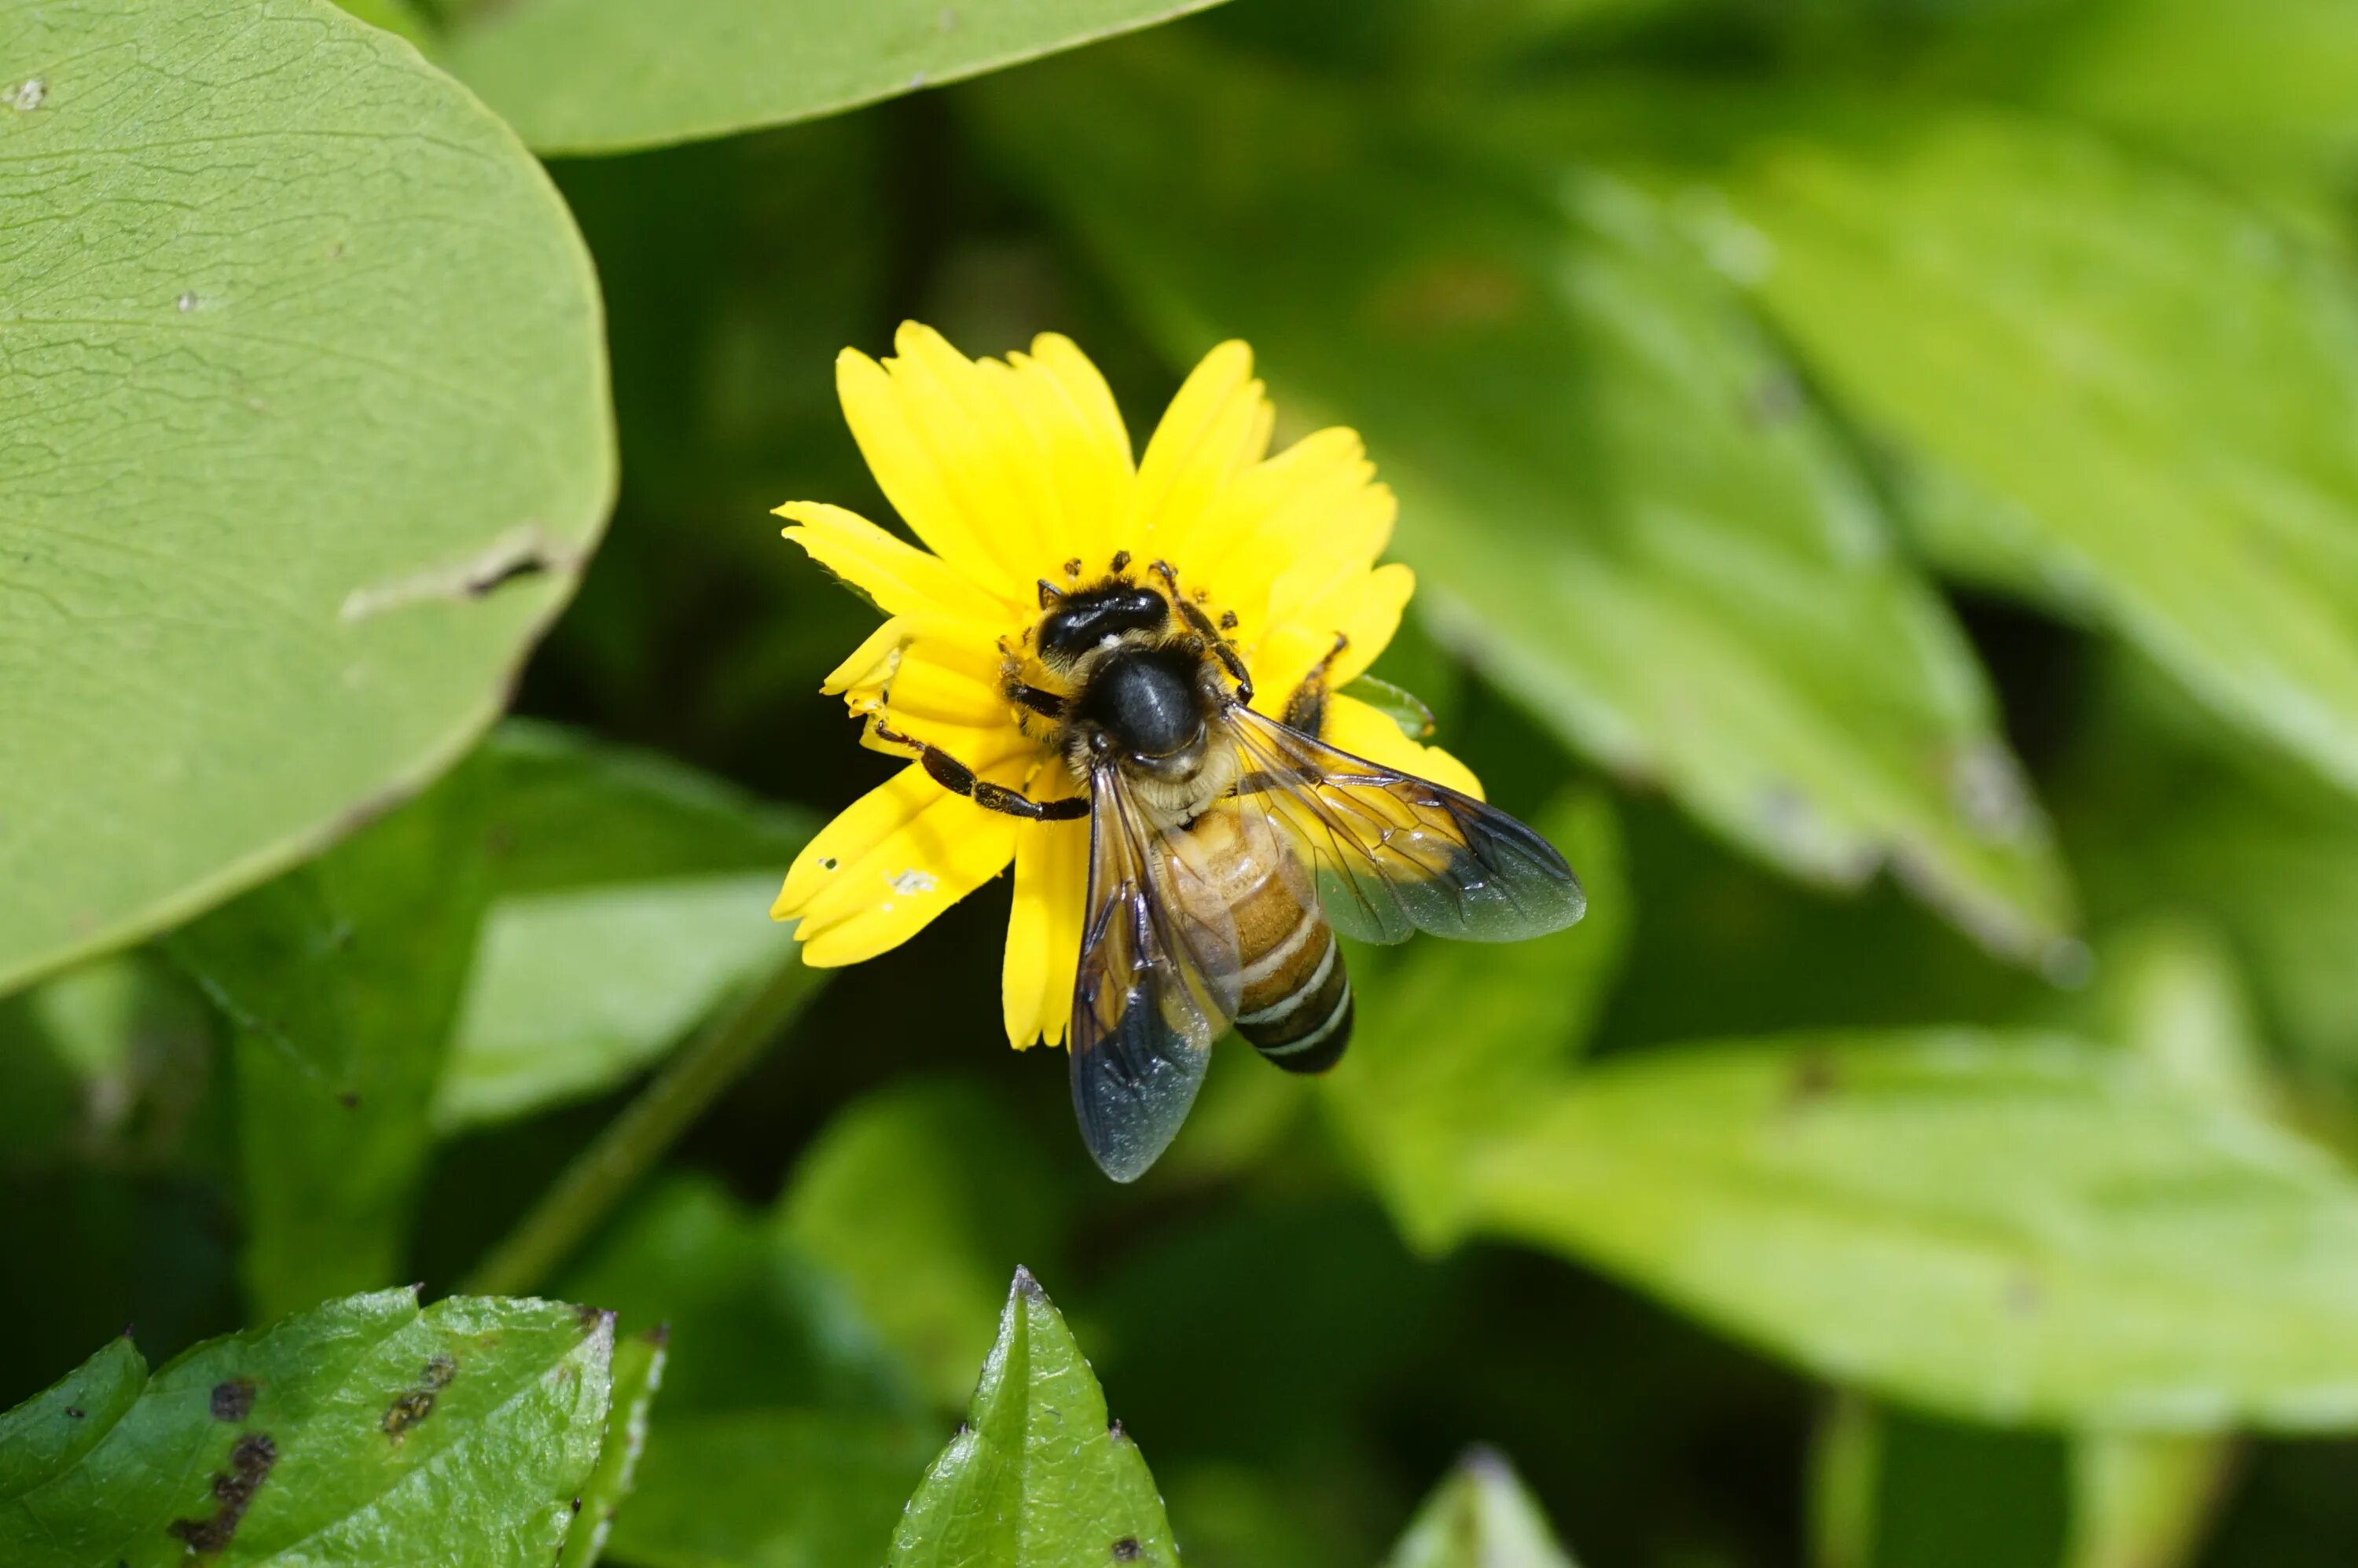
[
  {"left": 1149, "top": 560, "right": 1254, "bottom": 705},
  {"left": 1280, "top": 633, "right": 1350, "bottom": 736},
  {"left": 871, "top": 722, "right": 1089, "bottom": 821},
  {"left": 1008, "top": 681, "right": 1067, "bottom": 720}
]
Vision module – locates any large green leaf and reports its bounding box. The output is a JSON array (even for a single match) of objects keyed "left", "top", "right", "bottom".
[
  {"left": 970, "top": 42, "right": 2070, "bottom": 958},
  {"left": 889, "top": 1269, "right": 1177, "bottom": 1568},
  {"left": 436, "top": 0, "right": 1229, "bottom": 156},
  {"left": 0, "top": 0, "right": 613, "bottom": 998},
  {"left": 1465, "top": 1031, "right": 2358, "bottom": 1429},
  {"left": 0, "top": 1289, "right": 612, "bottom": 1566},
  {"left": 1688, "top": 106, "right": 2358, "bottom": 799},
  {"left": 1387, "top": 1449, "right": 1582, "bottom": 1568},
  {"left": 2027, "top": 0, "right": 2358, "bottom": 183}
]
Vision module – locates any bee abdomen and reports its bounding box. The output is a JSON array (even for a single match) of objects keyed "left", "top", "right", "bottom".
[{"left": 1233, "top": 907, "right": 1352, "bottom": 1075}]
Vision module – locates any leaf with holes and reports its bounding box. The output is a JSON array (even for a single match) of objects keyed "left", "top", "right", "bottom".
[
  {"left": 0, "top": 0, "right": 614, "bottom": 1000},
  {"left": 0, "top": 1289, "right": 612, "bottom": 1567}
]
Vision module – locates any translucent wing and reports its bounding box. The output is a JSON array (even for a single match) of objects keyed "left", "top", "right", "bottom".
[
  {"left": 1224, "top": 702, "right": 1585, "bottom": 945},
  {"left": 1068, "top": 765, "right": 1242, "bottom": 1182}
]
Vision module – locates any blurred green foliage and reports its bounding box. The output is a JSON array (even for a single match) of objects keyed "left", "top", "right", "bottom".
[{"left": 13, "top": 0, "right": 2358, "bottom": 1562}]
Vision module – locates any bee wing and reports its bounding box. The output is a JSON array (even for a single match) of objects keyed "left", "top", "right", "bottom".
[
  {"left": 1068, "top": 763, "right": 1243, "bottom": 1183},
  {"left": 1225, "top": 702, "right": 1585, "bottom": 945}
]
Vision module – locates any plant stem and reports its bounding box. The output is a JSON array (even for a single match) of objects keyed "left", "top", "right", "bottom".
[{"left": 461, "top": 949, "right": 818, "bottom": 1297}]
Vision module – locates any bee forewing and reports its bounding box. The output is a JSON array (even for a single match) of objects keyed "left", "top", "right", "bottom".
[
  {"left": 1223, "top": 703, "right": 1585, "bottom": 944},
  {"left": 1068, "top": 766, "right": 1240, "bottom": 1182}
]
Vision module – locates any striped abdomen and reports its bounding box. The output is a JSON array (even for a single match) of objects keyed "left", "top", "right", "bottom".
[{"left": 1178, "top": 809, "right": 1353, "bottom": 1074}]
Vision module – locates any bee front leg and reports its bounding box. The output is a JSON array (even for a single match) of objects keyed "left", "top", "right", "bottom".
[
  {"left": 871, "top": 722, "right": 1089, "bottom": 821},
  {"left": 1150, "top": 560, "right": 1254, "bottom": 705}
]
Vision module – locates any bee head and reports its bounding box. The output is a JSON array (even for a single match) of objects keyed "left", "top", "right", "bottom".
[{"left": 1037, "top": 582, "right": 1170, "bottom": 672}]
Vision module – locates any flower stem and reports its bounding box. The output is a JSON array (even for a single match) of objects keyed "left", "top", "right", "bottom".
[{"left": 461, "top": 949, "right": 819, "bottom": 1298}]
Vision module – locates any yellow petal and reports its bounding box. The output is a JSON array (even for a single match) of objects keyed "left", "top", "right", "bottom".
[
  {"left": 1254, "top": 562, "right": 1417, "bottom": 714},
  {"left": 1324, "top": 692, "right": 1487, "bottom": 800},
  {"left": 1000, "top": 773, "right": 1089, "bottom": 1051},
  {"left": 998, "top": 332, "right": 1136, "bottom": 569},
  {"left": 1192, "top": 428, "right": 1392, "bottom": 630},
  {"left": 836, "top": 324, "right": 1133, "bottom": 600},
  {"left": 1131, "top": 340, "right": 1273, "bottom": 560},
  {"left": 821, "top": 616, "right": 908, "bottom": 700},
  {"left": 778, "top": 501, "right": 1008, "bottom": 635},
  {"left": 778, "top": 758, "right": 1025, "bottom": 966},
  {"left": 883, "top": 637, "right": 1012, "bottom": 733}
]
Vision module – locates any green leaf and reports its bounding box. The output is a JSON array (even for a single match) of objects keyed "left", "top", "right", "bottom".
[
  {"left": 1697, "top": 106, "right": 2358, "bottom": 801},
  {"left": 436, "top": 0, "right": 1231, "bottom": 156},
  {"left": 1325, "top": 791, "right": 1629, "bottom": 1250},
  {"left": 435, "top": 872, "right": 795, "bottom": 1131},
  {"left": 1386, "top": 1449, "right": 1581, "bottom": 1568},
  {"left": 0, "top": 1288, "right": 612, "bottom": 1567},
  {"left": 1464, "top": 1030, "right": 2358, "bottom": 1428},
  {"left": 2081, "top": 917, "right": 2277, "bottom": 1119},
  {"left": 0, "top": 0, "right": 614, "bottom": 998},
  {"left": 461, "top": 720, "right": 814, "bottom": 896},
  {"left": 2029, "top": 0, "right": 2358, "bottom": 183},
  {"left": 889, "top": 1269, "right": 1177, "bottom": 1568},
  {"left": 778, "top": 1081, "right": 1070, "bottom": 1408},
  {"left": 969, "top": 42, "right": 2071, "bottom": 958},
  {"left": 171, "top": 724, "right": 811, "bottom": 1319},
  {"left": 557, "top": 1326, "right": 667, "bottom": 1568},
  {"left": 1341, "top": 674, "right": 1440, "bottom": 741}
]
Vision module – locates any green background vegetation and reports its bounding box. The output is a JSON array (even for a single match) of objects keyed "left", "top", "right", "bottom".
[{"left": 8, "top": 0, "right": 2358, "bottom": 1562}]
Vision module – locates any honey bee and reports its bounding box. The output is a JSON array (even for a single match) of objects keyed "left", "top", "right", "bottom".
[{"left": 872, "top": 556, "right": 1585, "bottom": 1181}]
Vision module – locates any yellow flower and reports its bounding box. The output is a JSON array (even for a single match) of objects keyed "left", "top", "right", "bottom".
[{"left": 771, "top": 323, "right": 1483, "bottom": 1050}]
